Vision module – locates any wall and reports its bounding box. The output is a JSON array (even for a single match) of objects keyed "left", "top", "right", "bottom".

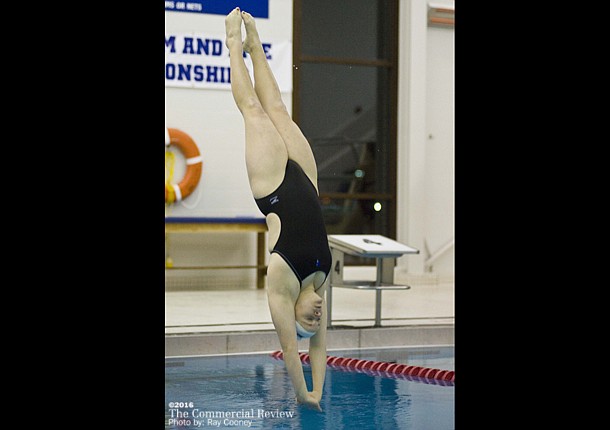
[
  {"left": 423, "top": 21, "right": 454, "bottom": 277},
  {"left": 396, "top": 0, "right": 454, "bottom": 283}
]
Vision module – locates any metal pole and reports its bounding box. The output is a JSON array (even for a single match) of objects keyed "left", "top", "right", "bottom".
[
  {"left": 327, "top": 248, "right": 344, "bottom": 328},
  {"left": 374, "top": 258, "right": 382, "bottom": 327}
]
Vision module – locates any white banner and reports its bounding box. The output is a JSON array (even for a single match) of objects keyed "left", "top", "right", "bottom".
[{"left": 165, "top": 32, "right": 292, "bottom": 92}]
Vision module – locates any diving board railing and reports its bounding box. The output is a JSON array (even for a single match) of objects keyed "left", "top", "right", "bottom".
[{"left": 424, "top": 238, "right": 454, "bottom": 272}]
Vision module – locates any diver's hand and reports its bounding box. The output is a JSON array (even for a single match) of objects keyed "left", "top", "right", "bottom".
[{"left": 297, "top": 392, "right": 322, "bottom": 411}]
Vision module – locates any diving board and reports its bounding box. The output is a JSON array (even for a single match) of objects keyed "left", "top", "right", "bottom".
[{"left": 327, "top": 234, "right": 419, "bottom": 328}]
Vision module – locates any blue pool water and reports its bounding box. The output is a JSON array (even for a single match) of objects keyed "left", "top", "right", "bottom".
[{"left": 165, "top": 346, "right": 454, "bottom": 430}]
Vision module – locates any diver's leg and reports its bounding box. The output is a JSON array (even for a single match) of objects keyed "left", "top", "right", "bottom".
[
  {"left": 242, "top": 11, "right": 319, "bottom": 189},
  {"left": 226, "top": 8, "right": 287, "bottom": 198}
]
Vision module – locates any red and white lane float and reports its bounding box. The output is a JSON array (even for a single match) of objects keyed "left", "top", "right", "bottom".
[{"left": 270, "top": 351, "right": 455, "bottom": 387}]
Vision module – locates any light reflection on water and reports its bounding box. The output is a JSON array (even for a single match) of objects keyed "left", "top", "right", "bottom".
[{"left": 165, "top": 347, "right": 454, "bottom": 430}]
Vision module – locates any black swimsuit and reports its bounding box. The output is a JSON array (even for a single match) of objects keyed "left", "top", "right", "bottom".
[{"left": 255, "top": 160, "right": 332, "bottom": 284}]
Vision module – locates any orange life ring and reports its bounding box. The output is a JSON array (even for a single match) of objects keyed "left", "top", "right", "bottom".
[{"left": 165, "top": 127, "right": 203, "bottom": 203}]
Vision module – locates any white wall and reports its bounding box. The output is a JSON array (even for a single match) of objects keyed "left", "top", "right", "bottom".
[
  {"left": 424, "top": 22, "right": 454, "bottom": 277},
  {"left": 165, "top": 0, "right": 455, "bottom": 288},
  {"left": 396, "top": 0, "right": 454, "bottom": 283}
]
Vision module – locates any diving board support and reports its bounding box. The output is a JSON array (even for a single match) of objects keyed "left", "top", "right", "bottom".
[{"left": 327, "top": 235, "right": 419, "bottom": 328}]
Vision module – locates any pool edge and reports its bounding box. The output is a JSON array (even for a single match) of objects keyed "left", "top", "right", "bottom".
[{"left": 165, "top": 324, "right": 454, "bottom": 357}]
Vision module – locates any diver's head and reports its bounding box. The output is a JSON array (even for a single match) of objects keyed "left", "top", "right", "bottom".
[{"left": 295, "top": 289, "right": 323, "bottom": 339}]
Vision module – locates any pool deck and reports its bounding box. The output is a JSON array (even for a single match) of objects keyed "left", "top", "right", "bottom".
[{"left": 165, "top": 271, "right": 454, "bottom": 357}]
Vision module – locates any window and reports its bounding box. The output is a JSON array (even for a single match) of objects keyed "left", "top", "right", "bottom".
[{"left": 293, "top": 0, "right": 399, "bottom": 262}]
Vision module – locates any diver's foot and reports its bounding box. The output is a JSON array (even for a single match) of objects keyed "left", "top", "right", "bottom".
[
  {"left": 225, "top": 7, "right": 243, "bottom": 50},
  {"left": 242, "top": 11, "right": 262, "bottom": 53}
]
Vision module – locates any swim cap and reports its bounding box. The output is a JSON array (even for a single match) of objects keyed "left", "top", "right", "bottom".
[{"left": 295, "top": 321, "right": 316, "bottom": 340}]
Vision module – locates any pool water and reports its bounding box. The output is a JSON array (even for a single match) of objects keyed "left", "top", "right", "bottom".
[{"left": 165, "top": 346, "right": 454, "bottom": 430}]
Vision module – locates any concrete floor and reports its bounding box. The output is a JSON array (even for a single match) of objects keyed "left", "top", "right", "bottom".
[{"left": 165, "top": 268, "right": 454, "bottom": 357}]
